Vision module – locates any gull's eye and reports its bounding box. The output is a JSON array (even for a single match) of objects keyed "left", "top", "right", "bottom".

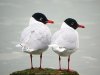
[
  {"left": 71, "top": 22, "right": 74, "bottom": 26},
  {"left": 40, "top": 17, "right": 43, "bottom": 21}
]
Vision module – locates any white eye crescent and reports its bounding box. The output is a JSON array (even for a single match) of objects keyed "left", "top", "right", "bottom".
[{"left": 40, "top": 17, "right": 43, "bottom": 21}]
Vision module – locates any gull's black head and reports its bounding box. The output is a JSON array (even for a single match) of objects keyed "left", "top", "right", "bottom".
[
  {"left": 32, "top": 13, "right": 54, "bottom": 24},
  {"left": 64, "top": 18, "right": 79, "bottom": 29},
  {"left": 64, "top": 18, "right": 85, "bottom": 29}
]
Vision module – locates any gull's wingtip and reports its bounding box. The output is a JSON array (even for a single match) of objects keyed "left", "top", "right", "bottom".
[
  {"left": 16, "top": 44, "right": 22, "bottom": 47},
  {"left": 48, "top": 44, "right": 58, "bottom": 48},
  {"left": 48, "top": 44, "right": 53, "bottom": 47}
]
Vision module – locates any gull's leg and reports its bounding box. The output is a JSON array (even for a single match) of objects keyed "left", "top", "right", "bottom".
[
  {"left": 30, "top": 54, "right": 33, "bottom": 69},
  {"left": 39, "top": 53, "right": 42, "bottom": 69},
  {"left": 59, "top": 55, "right": 61, "bottom": 70},
  {"left": 67, "top": 55, "right": 72, "bottom": 72}
]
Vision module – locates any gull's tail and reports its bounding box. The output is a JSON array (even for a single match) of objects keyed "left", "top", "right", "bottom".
[
  {"left": 16, "top": 44, "right": 22, "bottom": 47},
  {"left": 49, "top": 44, "right": 66, "bottom": 52},
  {"left": 16, "top": 43, "right": 35, "bottom": 53},
  {"left": 16, "top": 43, "right": 26, "bottom": 51}
]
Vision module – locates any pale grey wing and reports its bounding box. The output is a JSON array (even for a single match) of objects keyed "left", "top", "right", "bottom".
[
  {"left": 51, "top": 30, "right": 61, "bottom": 43},
  {"left": 20, "top": 22, "right": 51, "bottom": 50},
  {"left": 52, "top": 29, "right": 79, "bottom": 49},
  {"left": 63, "top": 30, "right": 79, "bottom": 49},
  {"left": 20, "top": 23, "right": 40, "bottom": 43},
  {"left": 60, "top": 30, "right": 79, "bottom": 49},
  {"left": 20, "top": 26, "right": 33, "bottom": 43},
  {"left": 26, "top": 27, "right": 51, "bottom": 50}
]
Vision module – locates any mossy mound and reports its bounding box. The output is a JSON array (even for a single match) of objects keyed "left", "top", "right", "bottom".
[{"left": 10, "top": 68, "right": 79, "bottom": 75}]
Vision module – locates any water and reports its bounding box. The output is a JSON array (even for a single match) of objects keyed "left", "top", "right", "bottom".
[{"left": 0, "top": 0, "right": 100, "bottom": 75}]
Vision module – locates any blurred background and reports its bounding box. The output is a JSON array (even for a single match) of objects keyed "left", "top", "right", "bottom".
[{"left": 0, "top": 0, "right": 100, "bottom": 75}]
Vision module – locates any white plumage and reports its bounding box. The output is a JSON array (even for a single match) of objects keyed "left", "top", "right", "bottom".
[
  {"left": 49, "top": 18, "right": 85, "bottom": 71},
  {"left": 20, "top": 17, "right": 51, "bottom": 54},
  {"left": 50, "top": 22, "right": 79, "bottom": 56},
  {"left": 16, "top": 12, "right": 54, "bottom": 69}
]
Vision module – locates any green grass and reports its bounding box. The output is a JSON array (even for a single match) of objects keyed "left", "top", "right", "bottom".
[{"left": 10, "top": 68, "right": 79, "bottom": 75}]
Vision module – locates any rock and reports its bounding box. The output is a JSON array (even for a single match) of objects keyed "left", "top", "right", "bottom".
[{"left": 10, "top": 68, "right": 79, "bottom": 75}]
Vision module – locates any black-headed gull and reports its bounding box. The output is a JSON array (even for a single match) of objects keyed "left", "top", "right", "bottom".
[
  {"left": 17, "top": 13, "right": 54, "bottom": 69},
  {"left": 49, "top": 18, "right": 85, "bottom": 71}
]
